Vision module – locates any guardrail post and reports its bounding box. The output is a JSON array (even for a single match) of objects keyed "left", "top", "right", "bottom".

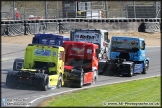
[
  {"left": 24, "top": 21, "right": 28, "bottom": 35},
  {"left": 58, "top": 22, "right": 63, "bottom": 33},
  {"left": 6, "top": 25, "right": 10, "bottom": 36}
]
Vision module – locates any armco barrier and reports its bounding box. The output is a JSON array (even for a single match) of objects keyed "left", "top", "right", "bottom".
[{"left": 1, "top": 18, "right": 161, "bottom": 36}]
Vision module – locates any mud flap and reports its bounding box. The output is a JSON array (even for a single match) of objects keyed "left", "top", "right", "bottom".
[
  {"left": 98, "top": 59, "right": 107, "bottom": 75},
  {"left": 122, "top": 62, "right": 134, "bottom": 77},
  {"left": 13, "top": 58, "right": 24, "bottom": 71}
]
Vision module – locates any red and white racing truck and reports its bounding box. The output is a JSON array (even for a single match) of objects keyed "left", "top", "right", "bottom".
[{"left": 63, "top": 41, "right": 99, "bottom": 88}]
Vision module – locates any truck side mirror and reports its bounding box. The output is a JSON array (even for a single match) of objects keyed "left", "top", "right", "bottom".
[
  {"left": 96, "top": 49, "right": 100, "bottom": 58},
  {"left": 48, "top": 62, "right": 56, "bottom": 68}
]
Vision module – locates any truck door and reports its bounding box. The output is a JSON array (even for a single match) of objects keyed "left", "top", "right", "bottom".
[
  {"left": 103, "top": 32, "right": 109, "bottom": 59},
  {"left": 140, "top": 40, "right": 146, "bottom": 61}
]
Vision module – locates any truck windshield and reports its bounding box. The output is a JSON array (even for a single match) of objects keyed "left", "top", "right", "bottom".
[
  {"left": 111, "top": 39, "right": 140, "bottom": 52},
  {"left": 73, "top": 30, "right": 100, "bottom": 43}
]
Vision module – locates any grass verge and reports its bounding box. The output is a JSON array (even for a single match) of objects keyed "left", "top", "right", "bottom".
[{"left": 38, "top": 76, "right": 161, "bottom": 107}]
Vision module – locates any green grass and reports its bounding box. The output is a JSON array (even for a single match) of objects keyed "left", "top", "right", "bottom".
[{"left": 43, "top": 76, "right": 161, "bottom": 107}]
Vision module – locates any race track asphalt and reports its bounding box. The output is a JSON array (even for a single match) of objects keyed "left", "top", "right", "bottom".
[{"left": 1, "top": 43, "right": 161, "bottom": 107}]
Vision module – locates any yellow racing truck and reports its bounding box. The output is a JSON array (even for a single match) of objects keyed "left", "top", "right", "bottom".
[{"left": 6, "top": 44, "right": 65, "bottom": 91}]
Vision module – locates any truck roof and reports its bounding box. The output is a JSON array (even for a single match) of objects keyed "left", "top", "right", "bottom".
[
  {"left": 34, "top": 33, "right": 67, "bottom": 37},
  {"left": 73, "top": 29, "right": 108, "bottom": 32},
  {"left": 112, "top": 36, "right": 144, "bottom": 41},
  {"left": 63, "top": 41, "right": 99, "bottom": 47},
  {"left": 28, "top": 44, "right": 60, "bottom": 48}
]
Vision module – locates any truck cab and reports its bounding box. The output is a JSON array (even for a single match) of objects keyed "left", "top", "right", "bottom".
[
  {"left": 70, "top": 29, "right": 110, "bottom": 59},
  {"left": 7, "top": 44, "right": 65, "bottom": 90},
  {"left": 13, "top": 34, "right": 69, "bottom": 71},
  {"left": 70, "top": 29, "right": 110, "bottom": 74},
  {"left": 62, "top": 41, "right": 99, "bottom": 88},
  {"left": 105, "top": 36, "right": 150, "bottom": 77}
]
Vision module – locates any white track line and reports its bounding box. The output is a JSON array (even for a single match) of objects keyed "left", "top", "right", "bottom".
[{"left": 26, "top": 75, "right": 160, "bottom": 107}]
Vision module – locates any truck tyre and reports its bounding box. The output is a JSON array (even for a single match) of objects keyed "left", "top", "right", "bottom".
[
  {"left": 6, "top": 72, "right": 18, "bottom": 88},
  {"left": 77, "top": 73, "right": 84, "bottom": 88},
  {"left": 57, "top": 75, "right": 62, "bottom": 88},
  {"left": 128, "top": 64, "right": 134, "bottom": 77},
  {"left": 13, "top": 59, "right": 24, "bottom": 71},
  {"left": 36, "top": 73, "right": 48, "bottom": 91},
  {"left": 6, "top": 74, "right": 11, "bottom": 87},
  {"left": 142, "top": 61, "right": 149, "bottom": 74},
  {"left": 42, "top": 74, "right": 48, "bottom": 91},
  {"left": 64, "top": 81, "right": 68, "bottom": 87}
]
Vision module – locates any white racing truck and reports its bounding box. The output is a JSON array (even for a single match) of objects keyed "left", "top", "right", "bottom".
[{"left": 70, "top": 29, "right": 110, "bottom": 74}]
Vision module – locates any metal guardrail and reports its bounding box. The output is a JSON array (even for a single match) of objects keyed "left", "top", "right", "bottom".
[{"left": 1, "top": 18, "right": 161, "bottom": 24}]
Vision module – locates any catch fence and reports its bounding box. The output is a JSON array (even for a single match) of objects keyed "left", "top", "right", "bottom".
[{"left": 1, "top": 1, "right": 161, "bottom": 20}]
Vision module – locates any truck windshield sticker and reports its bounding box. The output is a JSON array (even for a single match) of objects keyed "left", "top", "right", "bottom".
[
  {"left": 42, "top": 39, "right": 47, "bottom": 44},
  {"left": 111, "top": 39, "right": 139, "bottom": 52},
  {"left": 72, "top": 47, "right": 84, "bottom": 53},
  {"left": 34, "top": 49, "right": 51, "bottom": 56},
  {"left": 49, "top": 40, "right": 55, "bottom": 45},
  {"left": 74, "top": 32, "right": 100, "bottom": 43},
  {"left": 87, "top": 49, "right": 92, "bottom": 54}
]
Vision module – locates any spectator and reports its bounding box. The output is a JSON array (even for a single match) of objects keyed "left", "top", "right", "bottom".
[{"left": 14, "top": 8, "right": 20, "bottom": 20}]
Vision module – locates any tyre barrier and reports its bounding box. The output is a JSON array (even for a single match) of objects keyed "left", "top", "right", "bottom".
[
  {"left": 143, "top": 22, "right": 161, "bottom": 33},
  {"left": 1, "top": 18, "right": 161, "bottom": 36}
]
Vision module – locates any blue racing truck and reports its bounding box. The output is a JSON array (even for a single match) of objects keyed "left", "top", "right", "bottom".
[
  {"left": 13, "top": 33, "right": 70, "bottom": 71},
  {"left": 103, "top": 36, "right": 150, "bottom": 77}
]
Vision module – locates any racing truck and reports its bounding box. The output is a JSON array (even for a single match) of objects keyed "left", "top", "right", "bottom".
[
  {"left": 13, "top": 33, "right": 70, "bottom": 71},
  {"left": 62, "top": 41, "right": 99, "bottom": 88},
  {"left": 6, "top": 44, "right": 65, "bottom": 91},
  {"left": 70, "top": 29, "right": 110, "bottom": 74},
  {"left": 104, "top": 36, "right": 150, "bottom": 77}
]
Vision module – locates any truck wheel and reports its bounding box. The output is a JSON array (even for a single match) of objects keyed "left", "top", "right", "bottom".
[
  {"left": 78, "top": 74, "right": 84, "bottom": 88},
  {"left": 142, "top": 61, "right": 149, "bottom": 74},
  {"left": 36, "top": 73, "right": 48, "bottom": 91},
  {"left": 57, "top": 75, "right": 62, "bottom": 88},
  {"left": 6, "top": 74, "right": 11, "bottom": 87},
  {"left": 64, "top": 81, "right": 67, "bottom": 87},
  {"left": 6, "top": 72, "right": 18, "bottom": 88},
  {"left": 42, "top": 74, "right": 48, "bottom": 91},
  {"left": 128, "top": 64, "right": 134, "bottom": 77}
]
